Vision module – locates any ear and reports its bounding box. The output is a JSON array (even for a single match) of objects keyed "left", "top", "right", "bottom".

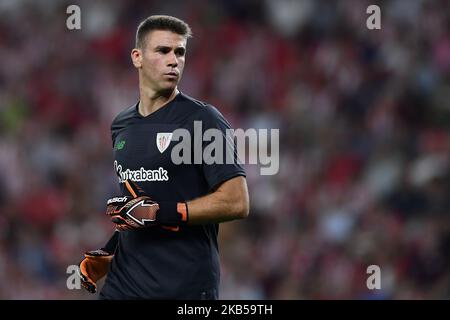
[{"left": 131, "top": 48, "right": 142, "bottom": 68}]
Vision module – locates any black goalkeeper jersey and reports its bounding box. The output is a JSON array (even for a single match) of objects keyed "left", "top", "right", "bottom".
[{"left": 100, "top": 92, "right": 246, "bottom": 299}]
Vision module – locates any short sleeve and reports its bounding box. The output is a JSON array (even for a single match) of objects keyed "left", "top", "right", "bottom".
[{"left": 198, "top": 106, "right": 246, "bottom": 191}]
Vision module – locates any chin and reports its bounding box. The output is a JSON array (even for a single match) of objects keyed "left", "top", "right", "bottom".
[{"left": 159, "top": 86, "right": 177, "bottom": 96}]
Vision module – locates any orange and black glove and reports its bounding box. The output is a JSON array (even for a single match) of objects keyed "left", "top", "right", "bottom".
[
  {"left": 106, "top": 178, "right": 188, "bottom": 231},
  {"left": 78, "top": 231, "right": 118, "bottom": 294},
  {"left": 106, "top": 195, "right": 188, "bottom": 231}
]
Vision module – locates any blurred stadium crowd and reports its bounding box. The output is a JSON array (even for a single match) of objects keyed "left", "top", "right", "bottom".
[{"left": 0, "top": 0, "right": 449, "bottom": 299}]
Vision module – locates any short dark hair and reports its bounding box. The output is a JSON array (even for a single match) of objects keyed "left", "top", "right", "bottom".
[{"left": 135, "top": 15, "right": 193, "bottom": 48}]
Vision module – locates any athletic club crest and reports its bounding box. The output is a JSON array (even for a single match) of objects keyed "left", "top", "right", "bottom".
[{"left": 156, "top": 133, "right": 173, "bottom": 153}]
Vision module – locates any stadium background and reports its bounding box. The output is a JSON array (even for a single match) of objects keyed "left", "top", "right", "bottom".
[{"left": 0, "top": 0, "right": 449, "bottom": 299}]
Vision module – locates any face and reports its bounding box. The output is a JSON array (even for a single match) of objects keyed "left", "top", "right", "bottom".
[{"left": 131, "top": 30, "right": 187, "bottom": 94}]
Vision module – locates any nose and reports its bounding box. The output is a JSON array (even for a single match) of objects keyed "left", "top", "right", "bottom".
[{"left": 167, "top": 52, "right": 178, "bottom": 68}]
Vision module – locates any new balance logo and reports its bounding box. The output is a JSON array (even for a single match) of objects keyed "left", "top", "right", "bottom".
[{"left": 115, "top": 140, "right": 126, "bottom": 150}]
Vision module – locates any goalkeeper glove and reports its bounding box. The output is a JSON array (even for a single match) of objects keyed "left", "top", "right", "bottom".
[
  {"left": 78, "top": 231, "right": 118, "bottom": 294},
  {"left": 106, "top": 195, "right": 188, "bottom": 231}
]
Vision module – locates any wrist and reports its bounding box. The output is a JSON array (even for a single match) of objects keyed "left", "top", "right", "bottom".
[{"left": 157, "top": 201, "right": 189, "bottom": 226}]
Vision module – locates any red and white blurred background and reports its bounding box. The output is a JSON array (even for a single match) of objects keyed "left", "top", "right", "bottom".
[{"left": 0, "top": 0, "right": 449, "bottom": 299}]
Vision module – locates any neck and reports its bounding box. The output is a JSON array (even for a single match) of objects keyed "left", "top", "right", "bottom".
[{"left": 138, "top": 86, "right": 179, "bottom": 117}]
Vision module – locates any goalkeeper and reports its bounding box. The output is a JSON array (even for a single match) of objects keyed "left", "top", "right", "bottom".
[{"left": 78, "top": 15, "right": 249, "bottom": 299}]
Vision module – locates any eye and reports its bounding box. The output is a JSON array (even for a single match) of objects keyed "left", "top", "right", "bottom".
[
  {"left": 175, "top": 48, "right": 185, "bottom": 57},
  {"left": 157, "top": 47, "right": 171, "bottom": 54}
]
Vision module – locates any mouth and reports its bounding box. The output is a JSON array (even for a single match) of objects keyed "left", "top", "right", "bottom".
[{"left": 165, "top": 72, "right": 179, "bottom": 78}]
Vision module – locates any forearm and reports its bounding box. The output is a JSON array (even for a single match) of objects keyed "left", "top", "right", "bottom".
[
  {"left": 106, "top": 177, "right": 249, "bottom": 229},
  {"left": 102, "top": 230, "right": 120, "bottom": 253},
  {"left": 186, "top": 176, "right": 249, "bottom": 225}
]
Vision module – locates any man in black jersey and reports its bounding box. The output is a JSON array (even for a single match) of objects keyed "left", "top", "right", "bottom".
[{"left": 78, "top": 15, "right": 249, "bottom": 299}]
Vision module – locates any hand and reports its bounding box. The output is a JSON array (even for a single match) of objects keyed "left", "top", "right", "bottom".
[
  {"left": 78, "top": 249, "right": 113, "bottom": 294},
  {"left": 106, "top": 195, "right": 160, "bottom": 231}
]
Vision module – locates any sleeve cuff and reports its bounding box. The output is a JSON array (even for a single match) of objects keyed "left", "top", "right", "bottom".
[{"left": 157, "top": 201, "right": 189, "bottom": 227}]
